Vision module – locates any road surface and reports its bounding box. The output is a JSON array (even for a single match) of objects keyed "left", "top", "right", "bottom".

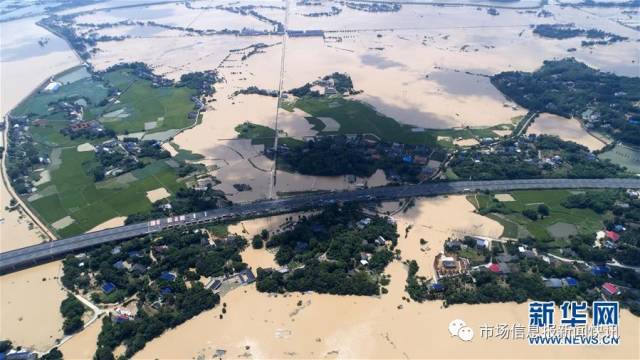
[{"left": 1, "top": 178, "right": 638, "bottom": 274}]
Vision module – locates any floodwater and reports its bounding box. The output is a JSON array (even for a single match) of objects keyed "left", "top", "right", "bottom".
[
  {"left": 0, "top": 262, "right": 66, "bottom": 352},
  {"left": 73, "top": 2, "right": 640, "bottom": 203},
  {"left": 58, "top": 318, "right": 101, "bottom": 359},
  {"left": 1, "top": 15, "right": 80, "bottom": 251},
  {"left": 2, "top": 3, "right": 640, "bottom": 356},
  {"left": 134, "top": 196, "right": 639, "bottom": 359},
  {"left": 527, "top": 113, "right": 609, "bottom": 152},
  {"left": 0, "top": 16, "right": 80, "bottom": 116},
  {"left": 74, "top": 2, "right": 274, "bottom": 32}
]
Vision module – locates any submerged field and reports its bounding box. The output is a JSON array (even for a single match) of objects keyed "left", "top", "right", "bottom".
[
  {"left": 470, "top": 190, "right": 606, "bottom": 242},
  {"left": 599, "top": 144, "right": 640, "bottom": 174},
  {"left": 289, "top": 96, "right": 512, "bottom": 146}
]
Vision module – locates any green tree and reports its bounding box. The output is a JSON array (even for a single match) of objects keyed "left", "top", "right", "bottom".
[
  {"left": 537, "top": 204, "right": 550, "bottom": 217},
  {"left": 522, "top": 209, "right": 538, "bottom": 221},
  {"left": 252, "top": 235, "right": 264, "bottom": 249}
]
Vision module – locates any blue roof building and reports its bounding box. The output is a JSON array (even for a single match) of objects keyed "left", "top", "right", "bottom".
[
  {"left": 128, "top": 250, "right": 143, "bottom": 258},
  {"left": 563, "top": 277, "right": 578, "bottom": 287},
  {"left": 591, "top": 265, "right": 610, "bottom": 276},
  {"left": 402, "top": 155, "right": 413, "bottom": 163},
  {"left": 102, "top": 282, "right": 116, "bottom": 294},
  {"left": 161, "top": 287, "right": 173, "bottom": 295},
  {"left": 160, "top": 271, "right": 176, "bottom": 281},
  {"left": 431, "top": 283, "right": 445, "bottom": 292}
]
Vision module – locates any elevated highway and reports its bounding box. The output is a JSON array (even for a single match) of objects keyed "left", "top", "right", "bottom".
[{"left": 1, "top": 178, "right": 638, "bottom": 274}]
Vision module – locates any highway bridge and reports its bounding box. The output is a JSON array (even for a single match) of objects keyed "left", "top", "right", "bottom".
[{"left": 1, "top": 178, "right": 639, "bottom": 274}]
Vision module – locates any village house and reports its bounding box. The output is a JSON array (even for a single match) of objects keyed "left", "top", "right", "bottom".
[{"left": 434, "top": 253, "right": 470, "bottom": 279}]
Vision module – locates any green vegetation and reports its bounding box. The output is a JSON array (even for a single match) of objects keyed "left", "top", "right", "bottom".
[
  {"left": 256, "top": 203, "right": 397, "bottom": 295},
  {"left": 451, "top": 134, "right": 626, "bottom": 180},
  {"left": 235, "top": 122, "right": 303, "bottom": 148},
  {"left": 272, "top": 134, "right": 437, "bottom": 182},
  {"left": 473, "top": 190, "right": 605, "bottom": 242},
  {"left": 7, "top": 65, "right": 213, "bottom": 236},
  {"left": 124, "top": 187, "right": 229, "bottom": 225},
  {"left": 405, "top": 260, "right": 432, "bottom": 302},
  {"left": 532, "top": 24, "right": 628, "bottom": 46},
  {"left": 491, "top": 59, "right": 640, "bottom": 146},
  {"left": 291, "top": 97, "right": 436, "bottom": 145},
  {"left": 474, "top": 188, "right": 640, "bottom": 267},
  {"left": 29, "top": 148, "right": 186, "bottom": 237},
  {"left": 60, "top": 294, "right": 86, "bottom": 335},
  {"left": 61, "top": 228, "right": 247, "bottom": 358},
  {"left": 442, "top": 258, "right": 599, "bottom": 305},
  {"left": 563, "top": 190, "right": 640, "bottom": 266},
  {"left": 41, "top": 348, "right": 64, "bottom": 360},
  {"left": 432, "top": 126, "right": 506, "bottom": 148},
  {"left": 599, "top": 144, "right": 640, "bottom": 174}
]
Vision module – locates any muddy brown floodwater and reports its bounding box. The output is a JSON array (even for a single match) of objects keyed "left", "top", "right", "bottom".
[{"left": 133, "top": 196, "right": 639, "bottom": 359}]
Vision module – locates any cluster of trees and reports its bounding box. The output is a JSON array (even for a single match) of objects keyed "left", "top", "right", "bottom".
[
  {"left": 345, "top": 1, "right": 401, "bottom": 12},
  {"left": 257, "top": 260, "right": 381, "bottom": 295},
  {"left": 252, "top": 229, "right": 269, "bottom": 249},
  {"left": 533, "top": 24, "right": 628, "bottom": 45},
  {"left": 95, "top": 284, "right": 220, "bottom": 359},
  {"left": 442, "top": 258, "right": 602, "bottom": 306},
  {"left": 61, "top": 228, "right": 246, "bottom": 358},
  {"left": 124, "top": 186, "right": 230, "bottom": 224},
  {"left": 104, "top": 62, "right": 172, "bottom": 87},
  {"left": 288, "top": 83, "right": 320, "bottom": 98},
  {"left": 137, "top": 140, "right": 171, "bottom": 159},
  {"left": 404, "top": 260, "right": 435, "bottom": 302},
  {"left": 280, "top": 136, "right": 378, "bottom": 177},
  {"left": 5, "top": 124, "right": 44, "bottom": 193},
  {"left": 491, "top": 58, "right": 640, "bottom": 146},
  {"left": 233, "top": 86, "right": 278, "bottom": 97},
  {"left": 562, "top": 190, "right": 619, "bottom": 213},
  {"left": 522, "top": 204, "right": 550, "bottom": 221},
  {"left": 60, "top": 294, "right": 86, "bottom": 334},
  {"left": 450, "top": 134, "right": 626, "bottom": 180},
  {"left": 39, "top": 15, "right": 91, "bottom": 59},
  {"left": 287, "top": 73, "right": 355, "bottom": 97},
  {"left": 179, "top": 71, "right": 218, "bottom": 96},
  {"left": 275, "top": 135, "right": 429, "bottom": 183},
  {"left": 256, "top": 203, "right": 397, "bottom": 295},
  {"left": 323, "top": 72, "right": 355, "bottom": 93},
  {"left": 94, "top": 139, "right": 172, "bottom": 182},
  {"left": 562, "top": 189, "right": 640, "bottom": 266},
  {"left": 94, "top": 147, "right": 143, "bottom": 181}
]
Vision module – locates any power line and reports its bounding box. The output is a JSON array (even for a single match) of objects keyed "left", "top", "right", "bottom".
[{"left": 268, "top": 0, "right": 290, "bottom": 200}]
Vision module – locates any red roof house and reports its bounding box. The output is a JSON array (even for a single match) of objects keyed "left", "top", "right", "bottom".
[
  {"left": 605, "top": 231, "right": 620, "bottom": 242},
  {"left": 602, "top": 282, "right": 620, "bottom": 296},
  {"left": 488, "top": 263, "right": 501, "bottom": 273}
]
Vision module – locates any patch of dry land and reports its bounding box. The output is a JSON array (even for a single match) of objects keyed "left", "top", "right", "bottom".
[
  {"left": 134, "top": 196, "right": 640, "bottom": 359},
  {"left": 88, "top": 216, "right": 127, "bottom": 232},
  {"left": 527, "top": 113, "right": 609, "bottom": 152},
  {"left": 0, "top": 262, "right": 66, "bottom": 352},
  {"left": 145, "top": 187, "right": 171, "bottom": 202}
]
